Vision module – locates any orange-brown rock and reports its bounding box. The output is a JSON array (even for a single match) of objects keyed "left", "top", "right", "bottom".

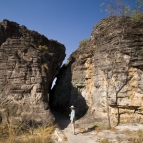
[{"left": 51, "top": 16, "right": 143, "bottom": 125}]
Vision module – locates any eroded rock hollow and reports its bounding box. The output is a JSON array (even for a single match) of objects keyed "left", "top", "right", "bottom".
[{"left": 0, "top": 19, "right": 66, "bottom": 126}]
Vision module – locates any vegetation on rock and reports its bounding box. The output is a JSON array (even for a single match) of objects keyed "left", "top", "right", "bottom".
[
  {"left": 38, "top": 45, "right": 48, "bottom": 51},
  {"left": 101, "top": 0, "right": 143, "bottom": 19},
  {"left": 79, "top": 39, "right": 89, "bottom": 47}
]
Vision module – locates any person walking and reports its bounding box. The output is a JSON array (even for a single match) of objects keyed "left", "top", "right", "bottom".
[{"left": 69, "top": 105, "right": 75, "bottom": 135}]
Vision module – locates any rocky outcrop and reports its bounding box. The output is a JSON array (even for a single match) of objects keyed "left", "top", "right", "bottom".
[
  {"left": 50, "top": 41, "right": 92, "bottom": 117},
  {"left": 51, "top": 16, "right": 143, "bottom": 125},
  {"left": 92, "top": 16, "right": 143, "bottom": 125},
  {"left": 0, "top": 19, "right": 66, "bottom": 126}
]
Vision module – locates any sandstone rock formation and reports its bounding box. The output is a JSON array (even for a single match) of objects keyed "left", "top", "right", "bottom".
[
  {"left": 50, "top": 42, "right": 91, "bottom": 118},
  {"left": 0, "top": 19, "right": 65, "bottom": 126},
  {"left": 51, "top": 16, "right": 143, "bottom": 125},
  {"left": 92, "top": 16, "right": 143, "bottom": 125}
]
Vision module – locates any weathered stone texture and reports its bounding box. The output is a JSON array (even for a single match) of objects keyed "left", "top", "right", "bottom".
[
  {"left": 92, "top": 17, "right": 143, "bottom": 125},
  {"left": 51, "top": 16, "right": 143, "bottom": 125},
  {"left": 0, "top": 19, "right": 65, "bottom": 126},
  {"left": 50, "top": 43, "right": 93, "bottom": 117}
]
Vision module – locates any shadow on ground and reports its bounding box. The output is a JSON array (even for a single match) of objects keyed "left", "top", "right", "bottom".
[
  {"left": 51, "top": 109, "right": 71, "bottom": 130},
  {"left": 79, "top": 126, "right": 97, "bottom": 134}
]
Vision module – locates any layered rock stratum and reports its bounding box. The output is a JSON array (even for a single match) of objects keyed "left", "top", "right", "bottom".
[
  {"left": 51, "top": 16, "right": 143, "bottom": 125},
  {"left": 0, "top": 19, "right": 65, "bottom": 126}
]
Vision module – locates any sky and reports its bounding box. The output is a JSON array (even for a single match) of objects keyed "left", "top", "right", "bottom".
[{"left": 0, "top": 0, "right": 136, "bottom": 64}]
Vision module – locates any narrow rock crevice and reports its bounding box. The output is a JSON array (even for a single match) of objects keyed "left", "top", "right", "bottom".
[{"left": 51, "top": 16, "right": 143, "bottom": 127}]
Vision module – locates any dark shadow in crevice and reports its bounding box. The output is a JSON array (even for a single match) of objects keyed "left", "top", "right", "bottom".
[
  {"left": 49, "top": 57, "right": 88, "bottom": 130},
  {"left": 51, "top": 108, "right": 71, "bottom": 130}
]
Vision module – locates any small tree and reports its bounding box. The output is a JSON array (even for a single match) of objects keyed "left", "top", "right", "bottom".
[
  {"left": 101, "top": 0, "right": 143, "bottom": 18},
  {"left": 136, "top": 0, "right": 143, "bottom": 13},
  {"left": 131, "top": 0, "right": 143, "bottom": 20},
  {"left": 101, "top": 0, "right": 131, "bottom": 16},
  {"left": 94, "top": 16, "right": 134, "bottom": 128}
]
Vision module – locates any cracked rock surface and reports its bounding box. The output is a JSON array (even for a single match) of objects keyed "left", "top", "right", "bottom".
[
  {"left": 0, "top": 19, "right": 65, "bottom": 126},
  {"left": 51, "top": 16, "right": 143, "bottom": 125}
]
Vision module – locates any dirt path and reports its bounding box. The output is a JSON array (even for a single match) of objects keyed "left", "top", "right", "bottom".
[
  {"left": 53, "top": 111, "right": 97, "bottom": 143},
  {"left": 53, "top": 111, "right": 143, "bottom": 143}
]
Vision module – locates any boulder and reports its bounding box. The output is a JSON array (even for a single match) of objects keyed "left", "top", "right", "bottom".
[
  {"left": 0, "top": 19, "right": 66, "bottom": 126},
  {"left": 51, "top": 16, "right": 143, "bottom": 125}
]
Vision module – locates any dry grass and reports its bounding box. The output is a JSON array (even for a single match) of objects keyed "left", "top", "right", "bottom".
[
  {"left": 122, "top": 129, "right": 133, "bottom": 134},
  {"left": 79, "top": 126, "right": 85, "bottom": 132},
  {"left": 94, "top": 125, "right": 108, "bottom": 134},
  {"left": 126, "top": 137, "right": 143, "bottom": 143},
  {"left": 0, "top": 104, "right": 58, "bottom": 143},
  {"left": 94, "top": 125, "right": 118, "bottom": 135},
  {"left": 97, "top": 128, "right": 143, "bottom": 143},
  {"left": 120, "top": 129, "right": 143, "bottom": 143},
  {"left": 109, "top": 127, "right": 118, "bottom": 132},
  {"left": 0, "top": 122, "right": 57, "bottom": 143},
  {"left": 136, "top": 129, "right": 143, "bottom": 138},
  {"left": 100, "top": 138, "right": 109, "bottom": 143}
]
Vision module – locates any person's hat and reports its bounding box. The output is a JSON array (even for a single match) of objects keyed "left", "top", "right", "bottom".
[{"left": 70, "top": 105, "right": 75, "bottom": 108}]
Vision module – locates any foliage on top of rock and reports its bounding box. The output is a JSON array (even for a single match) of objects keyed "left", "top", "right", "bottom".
[
  {"left": 38, "top": 45, "right": 48, "bottom": 51},
  {"left": 79, "top": 39, "right": 89, "bottom": 48},
  {"left": 101, "top": 0, "right": 143, "bottom": 18}
]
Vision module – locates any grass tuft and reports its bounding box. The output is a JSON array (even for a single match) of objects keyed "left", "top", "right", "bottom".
[
  {"left": 100, "top": 138, "right": 109, "bottom": 143},
  {"left": 0, "top": 122, "right": 57, "bottom": 143}
]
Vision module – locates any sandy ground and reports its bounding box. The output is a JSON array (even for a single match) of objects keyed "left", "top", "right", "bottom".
[{"left": 52, "top": 111, "right": 143, "bottom": 143}]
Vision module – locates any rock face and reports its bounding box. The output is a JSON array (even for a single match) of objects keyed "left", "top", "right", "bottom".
[
  {"left": 51, "top": 16, "right": 143, "bottom": 125},
  {"left": 91, "top": 16, "right": 143, "bottom": 125},
  {"left": 50, "top": 43, "right": 91, "bottom": 117},
  {"left": 0, "top": 19, "right": 65, "bottom": 126}
]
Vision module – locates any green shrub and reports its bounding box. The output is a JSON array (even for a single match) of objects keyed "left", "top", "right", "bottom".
[
  {"left": 79, "top": 39, "right": 89, "bottom": 47},
  {"left": 38, "top": 45, "right": 48, "bottom": 51}
]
